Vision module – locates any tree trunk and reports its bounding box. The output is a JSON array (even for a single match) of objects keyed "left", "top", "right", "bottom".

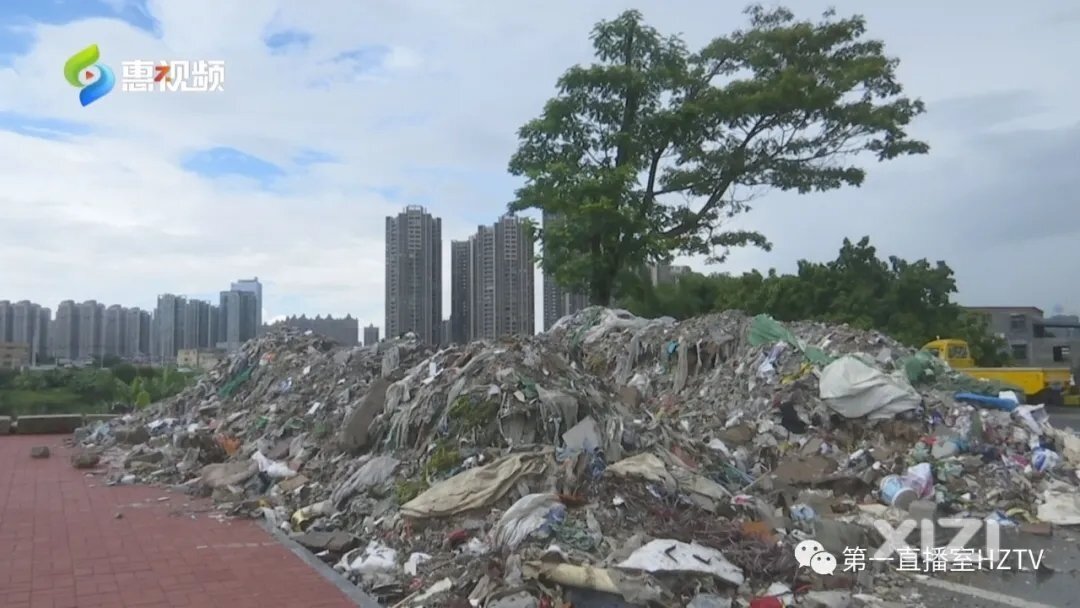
[{"left": 591, "top": 280, "right": 612, "bottom": 307}]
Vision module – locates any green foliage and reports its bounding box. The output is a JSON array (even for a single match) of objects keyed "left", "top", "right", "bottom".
[
  {"left": 111, "top": 363, "right": 138, "bottom": 384},
  {"left": 446, "top": 395, "right": 499, "bottom": 432},
  {"left": 508, "top": 6, "right": 928, "bottom": 305},
  {"left": 0, "top": 388, "right": 91, "bottom": 416},
  {"left": 395, "top": 478, "right": 428, "bottom": 504},
  {"left": 0, "top": 365, "right": 195, "bottom": 415},
  {"left": 617, "top": 236, "right": 1009, "bottom": 366},
  {"left": 956, "top": 312, "right": 1011, "bottom": 367},
  {"left": 135, "top": 390, "right": 151, "bottom": 408}
]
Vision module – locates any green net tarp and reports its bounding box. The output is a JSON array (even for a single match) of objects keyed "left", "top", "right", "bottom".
[
  {"left": 748, "top": 314, "right": 834, "bottom": 366},
  {"left": 898, "top": 350, "right": 1021, "bottom": 396},
  {"left": 218, "top": 366, "right": 253, "bottom": 398}
]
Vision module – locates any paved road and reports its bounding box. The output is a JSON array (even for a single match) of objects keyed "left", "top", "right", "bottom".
[{"left": 0, "top": 435, "right": 361, "bottom": 608}]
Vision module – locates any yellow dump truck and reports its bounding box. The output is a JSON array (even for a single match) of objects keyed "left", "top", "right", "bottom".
[{"left": 922, "top": 338, "right": 1072, "bottom": 406}]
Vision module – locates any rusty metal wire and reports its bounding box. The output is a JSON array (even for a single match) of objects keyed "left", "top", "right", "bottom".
[{"left": 592, "top": 478, "right": 797, "bottom": 582}]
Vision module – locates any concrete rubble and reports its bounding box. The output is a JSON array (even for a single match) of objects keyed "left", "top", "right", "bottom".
[{"left": 73, "top": 308, "right": 1080, "bottom": 607}]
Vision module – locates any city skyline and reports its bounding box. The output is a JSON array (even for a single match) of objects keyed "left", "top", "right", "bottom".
[
  {"left": 0, "top": 277, "right": 268, "bottom": 364},
  {"left": 1, "top": 203, "right": 729, "bottom": 358}
]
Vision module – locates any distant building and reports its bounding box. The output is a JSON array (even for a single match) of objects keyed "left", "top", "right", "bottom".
[
  {"left": 363, "top": 324, "right": 379, "bottom": 346},
  {"left": 35, "top": 307, "right": 50, "bottom": 361},
  {"left": 155, "top": 294, "right": 185, "bottom": 363},
  {"left": 124, "top": 307, "right": 151, "bottom": 359},
  {"left": 231, "top": 278, "right": 263, "bottom": 334},
  {"left": 182, "top": 299, "right": 215, "bottom": 350},
  {"left": 0, "top": 301, "right": 12, "bottom": 342},
  {"left": 104, "top": 304, "right": 126, "bottom": 357},
  {"left": 0, "top": 342, "right": 29, "bottom": 370},
  {"left": 450, "top": 240, "right": 471, "bottom": 344},
  {"left": 51, "top": 300, "right": 80, "bottom": 360},
  {"left": 385, "top": 205, "right": 442, "bottom": 344},
  {"left": 272, "top": 314, "right": 359, "bottom": 346},
  {"left": 648, "top": 263, "right": 692, "bottom": 286},
  {"left": 77, "top": 300, "right": 104, "bottom": 360},
  {"left": 458, "top": 214, "right": 534, "bottom": 341},
  {"left": 965, "top": 306, "right": 1080, "bottom": 369},
  {"left": 541, "top": 212, "right": 588, "bottom": 330},
  {"left": 219, "top": 289, "right": 258, "bottom": 351},
  {"left": 177, "top": 348, "right": 224, "bottom": 370},
  {"left": 9, "top": 301, "right": 49, "bottom": 362}
]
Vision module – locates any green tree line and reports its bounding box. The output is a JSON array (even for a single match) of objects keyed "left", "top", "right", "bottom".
[{"left": 614, "top": 237, "right": 1010, "bottom": 366}]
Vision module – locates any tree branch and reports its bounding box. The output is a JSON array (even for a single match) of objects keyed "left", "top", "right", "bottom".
[{"left": 661, "top": 116, "right": 771, "bottom": 239}]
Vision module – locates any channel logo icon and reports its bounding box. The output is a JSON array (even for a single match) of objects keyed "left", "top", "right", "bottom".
[{"left": 64, "top": 44, "right": 116, "bottom": 106}]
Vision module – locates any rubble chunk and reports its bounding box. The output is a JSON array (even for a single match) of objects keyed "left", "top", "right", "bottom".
[{"left": 70, "top": 450, "right": 100, "bottom": 469}]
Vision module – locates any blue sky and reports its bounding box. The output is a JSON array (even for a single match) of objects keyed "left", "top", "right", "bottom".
[{"left": 1, "top": 0, "right": 1079, "bottom": 332}]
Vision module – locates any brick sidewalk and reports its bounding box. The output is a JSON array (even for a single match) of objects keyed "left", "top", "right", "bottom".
[{"left": 0, "top": 435, "right": 359, "bottom": 608}]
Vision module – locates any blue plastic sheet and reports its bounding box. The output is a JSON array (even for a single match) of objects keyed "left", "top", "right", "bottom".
[{"left": 954, "top": 392, "right": 1018, "bottom": 412}]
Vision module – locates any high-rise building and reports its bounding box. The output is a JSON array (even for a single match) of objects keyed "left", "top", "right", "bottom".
[
  {"left": 541, "top": 212, "right": 588, "bottom": 330},
  {"left": 0, "top": 300, "right": 12, "bottom": 342},
  {"left": 77, "top": 300, "right": 105, "bottom": 360},
  {"left": 104, "top": 304, "right": 127, "bottom": 357},
  {"left": 363, "top": 324, "right": 379, "bottom": 346},
  {"left": 463, "top": 214, "right": 535, "bottom": 341},
  {"left": 124, "top": 307, "right": 151, "bottom": 358},
  {"left": 208, "top": 304, "right": 221, "bottom": 347},
  {"left": 449, "top": 240, "right": 471, "bottom": 344},
  {"left": 468, "top": 225, "right": 496, "bottom": 340},
  {"left": 182, "top": 299, "right": 214, "bottom": 350},
  {"left": 8, "top": 301, "right": 48, "bottom": 363},
  {"left": 385, "top": 205, "right": 442, "bottom": 344},
  {"left": 219, "top": 290, "right": 258, "bottom": 351},
  {"left": 155, "top": 294, "right": 185, "bottom": 363},
  {"left": 51, "top": 300, "right": 80, "bottom": 360},
  {"left": 36, "top": 307, "right": 50, "bottom": 361},
  {"left": 230, "top": 278, "right": 263, "bottom": 334},
  {"left": 11, "top": 301, "right": 35, "bottom": 346}
]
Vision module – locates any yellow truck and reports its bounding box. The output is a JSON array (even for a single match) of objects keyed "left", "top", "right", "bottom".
[{"left": 921, "top": 338, "right": 1072, "bottom": 406}]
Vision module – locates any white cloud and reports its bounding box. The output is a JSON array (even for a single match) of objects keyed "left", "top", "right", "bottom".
[{"left": 1, "top": 0, "right": 1080, "bottom": 333}]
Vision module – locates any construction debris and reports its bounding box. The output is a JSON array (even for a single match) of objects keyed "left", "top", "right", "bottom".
[{"left": 74, "top": 309, "right": 1080, "bottom": 607}]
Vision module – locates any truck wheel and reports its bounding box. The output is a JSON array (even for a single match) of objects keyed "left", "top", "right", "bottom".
[{"left": 1032, "top": 389, "right": 1065, "bottom": 407}]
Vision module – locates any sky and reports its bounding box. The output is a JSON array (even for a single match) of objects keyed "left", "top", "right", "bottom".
[{"left": 2, "top": 0, "right": 1079, "bottom": 335}]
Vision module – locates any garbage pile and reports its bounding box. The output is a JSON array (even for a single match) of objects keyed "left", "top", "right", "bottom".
[{"left": 77, "top": 308, "right": 1080, "bottom": 608}]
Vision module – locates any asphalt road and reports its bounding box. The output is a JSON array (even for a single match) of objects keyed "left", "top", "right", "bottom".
[{"left": 894, "top": 407, "right": 1080, "bottom": 607}]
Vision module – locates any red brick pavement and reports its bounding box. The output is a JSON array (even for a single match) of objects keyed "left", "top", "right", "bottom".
[{"left": 0, "top": 435, "right": 358, "bottom": 608}]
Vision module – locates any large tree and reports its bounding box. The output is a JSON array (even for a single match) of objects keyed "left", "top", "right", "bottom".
[{"left": 509, "top": 6, "right": 928, "bottom": 305}]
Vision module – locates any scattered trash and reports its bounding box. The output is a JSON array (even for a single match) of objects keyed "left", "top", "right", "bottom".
[
  {"left": 29, "top": 446, "right": 50, "bottom": 459},
  {"left": 68, "top": 308, "right": 1080, "bottom": 607}
]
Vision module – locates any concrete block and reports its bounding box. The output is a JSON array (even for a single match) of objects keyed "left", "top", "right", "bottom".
[
  {"left": 15, "top": 414, "right": 85, "bottom": 434},
  {"left": 0, "top": 416, "right": 11, "bottom": 435}
]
